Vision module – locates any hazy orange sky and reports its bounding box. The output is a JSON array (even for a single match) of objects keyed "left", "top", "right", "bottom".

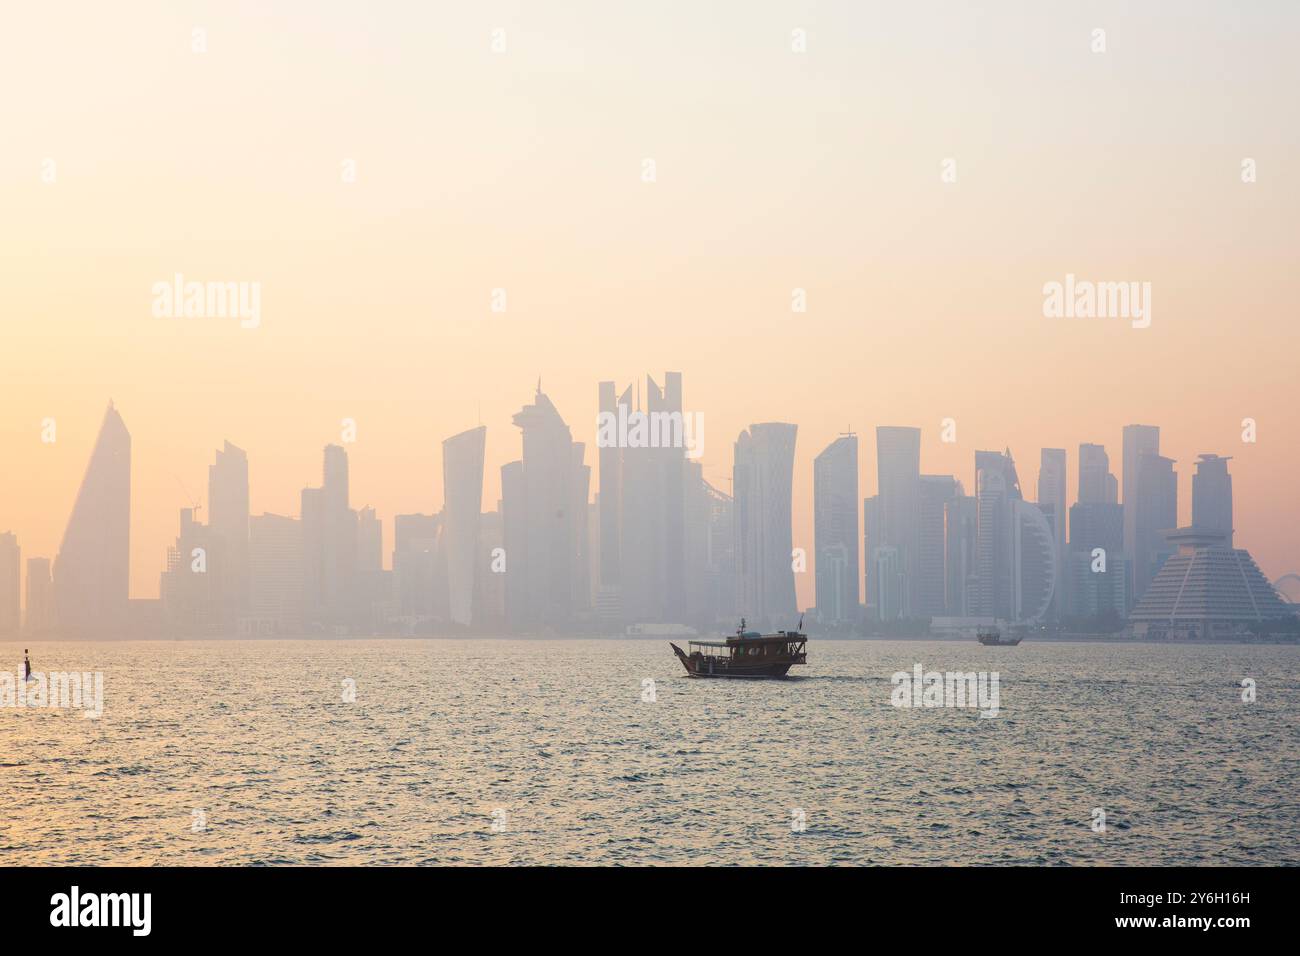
[{"left": 2, "top": 1, "right": 1297, "bottom": 606}]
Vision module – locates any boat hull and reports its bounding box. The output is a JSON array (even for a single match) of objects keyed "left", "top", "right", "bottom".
[{"left": 670, "top": 642, "right": 798, "bottom": 679}]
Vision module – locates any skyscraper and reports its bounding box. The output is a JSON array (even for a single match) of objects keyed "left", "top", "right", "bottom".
[
  {"left": 208, "top": 441, "right": 250, "bottom": 630},
  {"left": 863, "top": 495, "right": 879, "bottom": 616},
  {"left": 601, "top": 372, "right": 690, "bottom": 626},
  {"left": 301, "top": 487, "right": 324, "bottom": 623},
  {"left": 0, "top": 532, "right": 18, "bottom": 635},
  {"left": 54, "top": 402, "right": 130, "bottom": 637},
  {"left": 649, "top": 373, "right": 685, "bottom": 623},
  {"left": 24, "top": 556, "right": 54, "bottom": 634},
  {"left": 944, "top": 493, "right": 977, "bottom": 617},
  {"left": 476, "top": 509, "right": 506, "bottom": 628},
  {"left": 733, "top": 423, "right": 798, "bottom": 628},
  {"left": 1037, "top": 448, "right": 1067, "bottom": 621},
  {"left": 681, "top": 460, "right": 715, "bottom": 627},
  {"left": 1078, "top": 442, "right": 1117, "bottom": 504},
  {"left": 1015, "top": 500, "right": 1058, "bottom": 624},
  {"left": 442, "top": 425, "right": 487, "bottom": 627},
  {"left": 872, "top": 545, "right": 904, "bottom": 622},
  {"left": 248, "top": 513, "right": 302, "bottom": 635},
  {"left": 1069, "top": 501, "right": 1124, "bottom": 556},
  {"left": 702, "top": 477, "right": 736, "bottom": 626},
  {"left": 1133, "top": 452, "right": 1178, "bottom": 605},
  {"left": 617, "top": 385, "right": 662, "bottom": 625},
  {"left": 813, "top": 434, "right": 859, "bottom": 625},
  {"left": 499, "top": 460, "right": 526, "bottom": 630},
  {"left": 160, "top": 507, "right": 220, "bottom": 635},
  {"left": 393, "top": 512, "right": 439, "bottom": 625},
  {"left": 570, "top": 440, "right": 592, "bottom": 618},
  {"left": 501, "top": 386, "right": 588, "bottom": 631},
  {"left": 875, "top": 426, "right": 921, "bottom": 619},
  {"left": 587, "top": 496, "right": 602, "bottom": 610},
  {"left": 302, "top": 444, "right": 358, "bottom": 631},
  {"left": 970, "top": 449, "right": 1054, "bottom": 623},
  {"left": 1192, "top": 454, "right": 1233, "bottom": 546},
  {"left": 1122, "top": 424, "right": 1160, "bottom": 598},
  {"left": 917, "top": 475, "right": 958, "bottom": 617},
  {"left": 1070, "top": 445, "right": 1127, "bottom": 622},
  {"left": 357, "top": 507, "right": 382, "bottom": 573},
  {"left": 973, "top": 449, "right": 1020, "bottom": 620},
  {"left": 1067, "top": 498, "right": 1127, "bottom": 623},
  {"left": 355, "top": 505, "right": 390, "bottom": 631},
  {"left": 596, "top": 381, "right": 623, "bottom": 614}
]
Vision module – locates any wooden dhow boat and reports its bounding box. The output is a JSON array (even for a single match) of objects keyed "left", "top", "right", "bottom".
[{"left": 670, "top": 618, "right": 807, "bottom": 679}]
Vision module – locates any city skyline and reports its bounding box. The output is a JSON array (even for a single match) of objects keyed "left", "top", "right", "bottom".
[
  {"left": 0, "top": 2, "right": 1296, "bottom": 891},
  {"left": 8, "top": 389, "right": 1293, "bottom": 608},
  {"left": 5, "top": 390, "right": 1294, "bottom": 629},
  {"left": 4, "top": 4, "right": 1299, "bottom": 610}
]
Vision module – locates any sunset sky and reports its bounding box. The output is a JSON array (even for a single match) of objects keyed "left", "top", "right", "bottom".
[{"left": 2, "top": 1, "right": 1297, "bottom": 606}]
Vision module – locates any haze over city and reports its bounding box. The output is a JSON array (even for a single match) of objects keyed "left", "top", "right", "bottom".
[
  {"left": 2, "top": 1, "right": 1297, "bottom": 613},
  {"left": 3, "top": 0, "right": 1299, "bottom": 902}
]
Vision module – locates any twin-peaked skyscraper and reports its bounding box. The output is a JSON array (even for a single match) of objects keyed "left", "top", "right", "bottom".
[
  {"left": 596, "top": 374, "right": 684, "bottom": 626},
  {"left": 595, "top": 373, "right": 735, "bottom": 630}
]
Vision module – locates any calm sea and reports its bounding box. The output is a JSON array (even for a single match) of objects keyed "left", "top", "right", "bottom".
[{"left": 1, "top": 639, "right": 1297, "bottom": 866}]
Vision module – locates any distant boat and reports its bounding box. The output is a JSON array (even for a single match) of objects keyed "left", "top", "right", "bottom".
[
  {"left": 977, "top": 625, "right": 1022, "bottom": 646},
  {"left": 670, "top": 618, "right": 807, "bottom": 679}
]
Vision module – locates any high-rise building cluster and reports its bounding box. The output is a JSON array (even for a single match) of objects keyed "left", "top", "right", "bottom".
[
  {"left": 855, "top": 423, "right": 1291, "bottom": 639},
  {"left": 596, "top": 374, "right": 737, "bottom": 631},
  {"left": 1, "top": 395, "right": 1293, "bottom": 640},
  {"left": 863, "top": 438, "right": 1057, "bottom": 629}
]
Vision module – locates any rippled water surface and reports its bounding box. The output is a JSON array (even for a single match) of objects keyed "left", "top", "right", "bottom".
[{"left": 1, "top": 639, "right": 1297, "bottom": 865}]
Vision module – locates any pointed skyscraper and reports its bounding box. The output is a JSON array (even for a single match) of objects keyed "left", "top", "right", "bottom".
[
  {"left": 54, "top": 402, "right": 131, "bottom": 637},
  {"left": 501, "top": 387, "right": 588, "bottom": 630}
]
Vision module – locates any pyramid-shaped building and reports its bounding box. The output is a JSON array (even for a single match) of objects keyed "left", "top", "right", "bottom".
[{"left": 1129, "top": 528, "right": 1293, "bottom": 640}]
